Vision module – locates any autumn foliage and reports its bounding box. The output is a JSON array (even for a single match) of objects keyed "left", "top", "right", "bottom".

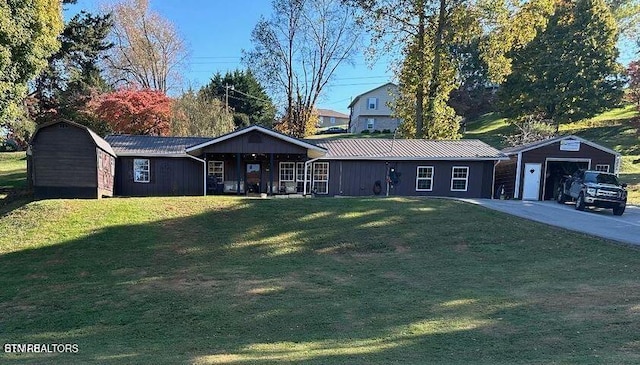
[{"left": 89, "top": 88, "right": 171, "bottom": 135}]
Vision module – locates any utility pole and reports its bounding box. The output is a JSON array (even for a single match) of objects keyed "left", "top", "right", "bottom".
[{"left": 225, "top": 84, "right": 234, "bottom": 113}]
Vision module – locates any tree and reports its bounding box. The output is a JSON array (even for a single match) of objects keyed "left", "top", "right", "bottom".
[
  {"left": 628, "top": 60, "right": 640, "bottom": 107},
  {"left": 29, "top": 9, "right": 113, "bottom": 133},
  {"left": 498, "top": 0, "right": 625, "bottom": 131},
  {"left": 89, "top": 88, "right": 172, "bottom": 135},
  {"left": 200, "top": 70, "right": 276, "bottom": 128},
  {"left": 245, "top": 0, "right": 360, "bottom": 137},
  {"left": 105, "top": 0, "right": 187, "bottom": 93},
  {"left": 504, "top": 114, "right": 556, "bottom": 146},
  {"left": 0, "top": 0, "right": 63, "bottom": 135},
  {"left": 171, "top": 90, "right": 235, "bottom": 137}
]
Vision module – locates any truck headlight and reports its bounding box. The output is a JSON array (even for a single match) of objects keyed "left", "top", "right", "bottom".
[{"left": 586, "top": 188, "right": 596, "bottom": 196}]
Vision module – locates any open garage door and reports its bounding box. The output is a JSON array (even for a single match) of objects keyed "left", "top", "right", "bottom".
[{"left": 543, "top": 159, "right": 590, "bottom": 200}]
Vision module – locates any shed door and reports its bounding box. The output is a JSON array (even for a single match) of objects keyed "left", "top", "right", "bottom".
[{"left": 522, "top": 163, "right": 542, "bottom": 200}]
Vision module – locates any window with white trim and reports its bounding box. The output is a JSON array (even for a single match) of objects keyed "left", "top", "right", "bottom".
[
  {"left": 296, "top": 162, "right": 311, "bottom": 192},
  {"left": 367, "top": 97, "right": 378, "bottom": 109},
  {"left": 367, "top": 118, "right": 375, "bottom": 129},
  {"left": 208, "top": 161, "right": 224, "bottom": 183},
  {"left": 313, "top": 162, "right": 329, "bottom": 194},
  {"left": 416, "top": 166, "right": 434, "bottom": 191},
  {"left": 595, "top": 164, "right": 610, "bottom": 172},
  {"left": 134, "top": 159, "right": 150, "bottom": 183},
  {"left": 279, "top": 162, "right": 295, "bottom": 190},
  {"left": 451, "top": 166, "right": 469, "bottom": 191},
  {"left": 330, "top": 117, "right": 336, "bottom": 124}
]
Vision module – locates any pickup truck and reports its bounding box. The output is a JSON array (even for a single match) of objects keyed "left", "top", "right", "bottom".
[{"left": 557, "top": 170, "right": 627, "bottom": 215}]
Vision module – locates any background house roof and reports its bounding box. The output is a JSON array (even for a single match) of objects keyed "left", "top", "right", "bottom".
[
  {"left": 316, "top": 108, "right": 349, "bottom": 119},
  {"left": 312, "top": 138, "right": 507, "bottom": 160},
  {"left": 105, "top": 135, "right": 212, "bottom": 156},
  {"left": 348, "top": 82, "right": 398, "bottom": 108}
]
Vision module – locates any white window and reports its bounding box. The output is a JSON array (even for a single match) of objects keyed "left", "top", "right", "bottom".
[
  {"left": 595, "top": 164, "right": 610, "bottom": 172},
  {"left": 416, "top": 166, "right": 434, "bottom": 191},
  {"left": 330, "top": 117, "right": 336, "bottom": 124},
  {"left": 451, "top": 166, "right": 469, "bottom": 191},
  {"left": 296, "top": 162, "right": 311, "bottom": 192},
  {"left": 134, "top": 159, "right": 150, "bottom": 183},
  {"left": 208, "top": 161, "right": 224, "bottom": 183},
  {"left": 313, "top": 162, "right": 329, "bottom": 194},
  {"left": 279, "top": 162, "right": 295, "bottom": 188},
  {"left": 367, "top": 118, "right": 375, "bottom": 129},
  {"left": 367, "top": 97, "right": 378, "bottom": 110}
]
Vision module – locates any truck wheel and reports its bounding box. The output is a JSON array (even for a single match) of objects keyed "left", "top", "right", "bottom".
[
  {"left": 575, "top": 193, "right": 586, "bottom": 211},
  {"left": 613, "top": 206, "right": 625, "bottom": 216},
  {"left": 557, "top": 188, "right": 566, "bottom": 204}
]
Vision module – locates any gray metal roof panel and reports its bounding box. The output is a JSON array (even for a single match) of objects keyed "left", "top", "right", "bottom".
[{"left": 104, "top": 135, "right": 212, "bottom": 156}]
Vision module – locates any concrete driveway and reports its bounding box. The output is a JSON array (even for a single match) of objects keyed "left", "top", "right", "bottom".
[{"left": 462, "top": 199, "right": 640, "bottom": 246}]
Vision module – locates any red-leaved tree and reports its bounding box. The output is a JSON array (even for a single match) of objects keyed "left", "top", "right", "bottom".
[{"left": 89, "top": 88, "right": 172, "bottom": 135}]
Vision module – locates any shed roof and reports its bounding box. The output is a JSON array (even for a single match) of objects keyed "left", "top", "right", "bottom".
[
  {"left": 313, "top": 138, "right": 507, "bottom": 160},
  {"left": 502, "top": 135, "right": 620, "bottom": 156},
  {"left": 31, "top": 119, "right": 116, "bottom": 157},
  {"left": 105, "top": 135, "right": 212, "bottom": 157}
]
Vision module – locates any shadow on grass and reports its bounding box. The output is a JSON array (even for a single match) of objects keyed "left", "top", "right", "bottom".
[
  {"left": 1, "top": 198, "right": 639, "bottom": 364},
  {"left": 572, "top": 124, "right": 639, "bottom": 155}
]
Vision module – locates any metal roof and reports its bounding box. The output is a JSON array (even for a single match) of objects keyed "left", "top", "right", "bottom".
[
  {"left": 502, "top": 135, "right": 620, "bottom": 156},
  {"left": 104, "top": 135, "right": 212, "bottom": 157},
  {"left": 313, "top": 138, "right": 507, "bottom": 160}
]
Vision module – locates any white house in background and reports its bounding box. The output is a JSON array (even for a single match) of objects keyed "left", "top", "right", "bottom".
[
  {"left": 348, "top": 82, "right": 400, "bottom": 133},
  {"left": 316, "top": 108, "right": 349, "bottom": 128}
]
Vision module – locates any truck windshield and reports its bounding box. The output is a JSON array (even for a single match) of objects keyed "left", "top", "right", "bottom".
[{"left": 584, "top": 172, "right": 619, "bottom": 185}]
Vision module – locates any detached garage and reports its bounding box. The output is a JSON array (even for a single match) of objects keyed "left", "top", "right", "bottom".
[{"left": 494, "top": 135, "right": 621, "bottom": 201}]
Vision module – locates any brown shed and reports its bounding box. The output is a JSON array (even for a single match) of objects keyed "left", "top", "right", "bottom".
[
  {"left": 28, "top": 120, "right": 116, "bottom": 199},
  {"left": 495, "top": 135, "right": 620, "bottom": 201}
]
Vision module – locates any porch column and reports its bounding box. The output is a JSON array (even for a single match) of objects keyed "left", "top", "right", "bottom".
[
  {"left": 236, "top": 153, "right": 242, "bottom": 196},
  {"left": 269, "top": 153, "right": 274, "bottom": 195}
]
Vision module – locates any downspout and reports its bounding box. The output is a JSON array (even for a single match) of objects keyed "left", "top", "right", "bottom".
[
  {"left": 187, "top": 154, "right": 206, "bottom": 196},
  {"left": 514, "top": 152, "right": 522, "bottom": 199},
  {"left": 303, "top": 157, "right": 321, "bottom": 196},
  {"left": 492, "top": 160, "right": 500, "bottom": 199}
]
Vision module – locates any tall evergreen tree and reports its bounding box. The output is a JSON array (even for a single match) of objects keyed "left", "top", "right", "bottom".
[
  {"left": 498, "top": 0, "right": 625, "bottom": 131},
  {"left": 200, "top": 70, "right": 276, "bottom": 128}
]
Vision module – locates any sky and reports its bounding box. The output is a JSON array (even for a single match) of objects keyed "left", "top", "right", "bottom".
[
  {"left": 66, "top": 1, "right": 638, "bottom": 115},
  {"left": 66, "top": 0, "right": 395, "bottom": 115}
]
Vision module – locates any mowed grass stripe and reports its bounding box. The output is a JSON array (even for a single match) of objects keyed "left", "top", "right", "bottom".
[{"left": 0, "top": 197, "right": 639, "bottom": 364}]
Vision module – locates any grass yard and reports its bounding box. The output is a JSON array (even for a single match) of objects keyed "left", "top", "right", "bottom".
[
  {"left": 0, "top": 152, "right": 30, "bottom": 215},
  {"left": 1, "top": 197, "right": 640, "bottom": 364}
]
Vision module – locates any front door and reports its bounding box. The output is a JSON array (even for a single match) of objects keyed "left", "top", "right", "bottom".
[
  {"left": 522, "top": 163, "right": 542, "bottom": 200},
  {"left": 246, "top": 163, "right": 261, "bottom": 193}
]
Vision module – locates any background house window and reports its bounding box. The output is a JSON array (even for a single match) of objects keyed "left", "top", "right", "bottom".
[
  {"left": 595, "top": 164, "right": 610, "bottom": 172},
  {"left": 451, "top": 166, "right": 469, "bottom": 191},
  {"left": 367, "top": 118, "right": 375, "bottom": 129},
  {"left": 416, "top": 166, "right": 434, "bottom": 191},
  {"left": 134, "top": 159, "right": 150, "bottom": 183},
  {"left": 296, "top": 162, "right": 311, "bottom": 192},
  {"left": 279, "top": 162, "right": 295, "bottom": 191},
  {"left": 330, "top": 117, "right": 336, "bottom": 124},
  {"left": 208, "top": 161, "right": 224, "bottom": 183},
  {"left": 313, "top": 162, "right": 329, "bottom": 194},
  {"left": 367, "top": 97, "right": 377, "bottom": 109}
]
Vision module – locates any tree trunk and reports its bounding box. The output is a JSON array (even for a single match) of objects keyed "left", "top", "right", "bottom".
[
  {"left": 425, "top": 0, "right": 447, "bottom": 139},
  {"left": 415, "top": 0, "right": 425, "bottom": 138}
]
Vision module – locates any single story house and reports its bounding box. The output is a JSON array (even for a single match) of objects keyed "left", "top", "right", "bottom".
[
  {"left": 494, "top": 135, "right": 621, "bottom": 201},
  {"left": 316, "top": 108, "right": 349, "bottom": 128},
  {"left": 27, "top": 120, "right": 116, "bottom": 199}
]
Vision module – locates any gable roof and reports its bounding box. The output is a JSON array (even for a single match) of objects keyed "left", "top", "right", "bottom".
[
  {"left": 32, "top": 119, "right": 116, "bottom": 157},
  {"left": 502, "top": 135, "right": 620, "bottom": 156},
  {"left": 185, "top": 125, "right": 327, "bottom": 157},
  {"left": 104, "top": 135, "right": 212, "bottom": 157},
  {"left": 348, "top": 82, "right": 398, "bottom": 108},
  {"left": 313, "top": 138, "right": 508, "bottom": 161},
  {"left": 316, "top": 108, "right": 349, "bottom": 119}
]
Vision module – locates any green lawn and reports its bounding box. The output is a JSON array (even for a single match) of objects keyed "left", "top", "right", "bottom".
[
  {"left": 0, "top": 152, "right": 27, "bottom": 191},
  {"left": 1, "top": 197, "right": 640, "bottom": 364}
]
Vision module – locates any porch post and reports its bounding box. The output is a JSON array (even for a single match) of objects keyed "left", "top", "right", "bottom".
[
  {"left": 236, "top": 153, "right": 242, "bottom": 196},
  {"left": 269, "top": 153, "right": 274, "bottom": 195}
]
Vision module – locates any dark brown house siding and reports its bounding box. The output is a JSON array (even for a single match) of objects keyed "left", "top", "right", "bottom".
[
  {"left": 494, "top": 157, "right": 517, "bottom": 199},
  {"left": 199, "top": 131, "right": 308, "bottom": 155},
  {"left": 323, "top": 159, "right": 495, "bottom": 198},
  {"left": 30, "top": 122, "right": 115, "bottom": 199},
  {"left": 114, "top": 157, "right": 203, "bottom": 196}
]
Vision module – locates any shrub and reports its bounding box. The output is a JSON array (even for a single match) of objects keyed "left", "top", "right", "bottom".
[
  {"left": 361, "top": 129, "right": 370, "bottom": 134},
  {"left": 382, "top": 129, "right": 392, "bottom": 134},
  {"left": 372, "top": 129, "right": 381, "bottom": 134}
]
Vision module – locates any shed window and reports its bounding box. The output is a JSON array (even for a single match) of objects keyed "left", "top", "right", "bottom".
[
  {"left": 313, "top": 162, "right": 329, "bottom": 194},
  {"left": 416, "top": 166, "right": 434, "bottom": 191},
  {"left": 595, "top": 164, "right": 610, "bottom": 172},
  {"left": 296, "top": 162, "right": 311, "bottom": 193},
  {"left": 451, "top": 166, "right": 469, "bottom": 191},
  {"left": 367, "top": 97, "right": 378, "bottom": 110},
  {"left": 279, "top": 162, "right": 295, "bottom": 191},
  {"left": 134, "top": 159, "right": 150, "bottom": 183},
  {"left": 208, "top": 161, "right": 224, "bottom": 183}
]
